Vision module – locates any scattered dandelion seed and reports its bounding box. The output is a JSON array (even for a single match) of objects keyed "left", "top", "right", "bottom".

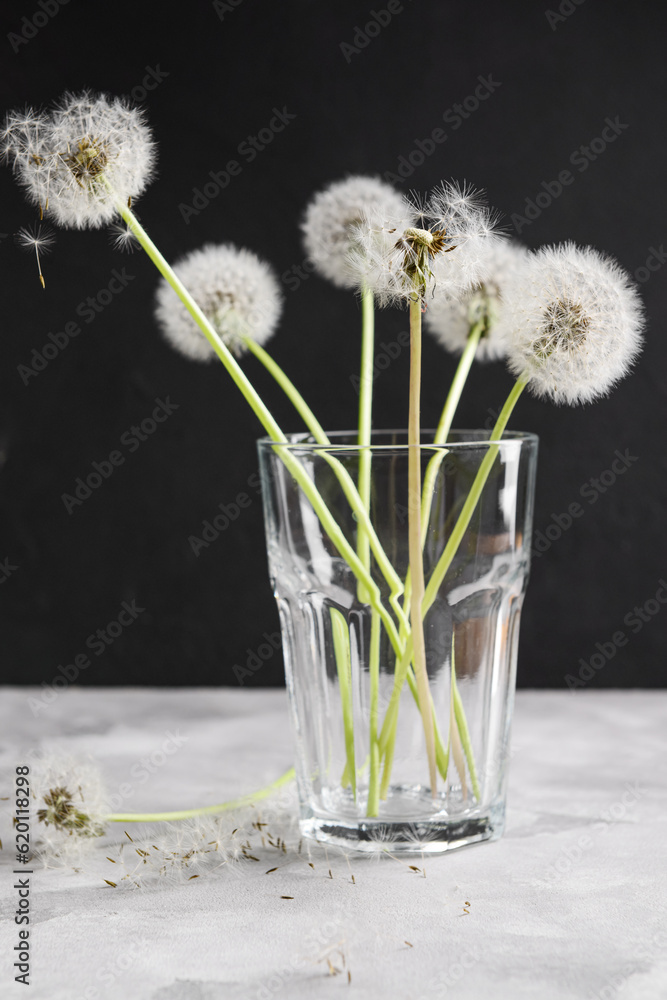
[
  {"left": 404, "top": 941, "right": 413, "bottom": 948},
  {"left": 265, "top": 867, "right": 278, "bottom": 874},
  {"left": 16, "top": 222, "right": 55, "bottom": 288},
  {"left": 281, "top": 895, "right": 294, "bottom": 899},
  {"left": 108, "top": 219, "right": 139, "bottom": 253},
  {"left": 103, "top": 880, "right": 117, "bottom": 888}
]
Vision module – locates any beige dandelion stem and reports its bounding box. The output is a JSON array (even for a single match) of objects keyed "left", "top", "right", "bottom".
[{"left": 408, "top": 294, "right": 437, "bottom": 798}]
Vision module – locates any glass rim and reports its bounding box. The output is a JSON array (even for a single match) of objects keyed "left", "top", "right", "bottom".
[{"left": 257, "top": 428, "right": 539, "bottom": 452}]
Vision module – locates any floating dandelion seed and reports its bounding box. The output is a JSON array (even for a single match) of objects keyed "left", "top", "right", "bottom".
[
  {"left": 15, "top": 223, "right": 55, "bottom": 288},
  {"left": 108, "top": 219, "right": 139, "bottom": 254}
]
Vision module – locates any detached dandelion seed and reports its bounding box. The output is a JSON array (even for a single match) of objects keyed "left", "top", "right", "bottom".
[
  {"left": 16, "top": 223, "right": 55, "bottom": 288},
  {"left": 108, "top": 220, "right": 139, "bottom": 254}
]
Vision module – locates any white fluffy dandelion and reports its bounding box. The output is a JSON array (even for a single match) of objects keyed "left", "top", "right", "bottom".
[
  {"left": 425, "top": 180, "right": 501, "bottom": 294},
  {"left": 1, "top": 90, "right": 156, "bottom": 229},
  {"left": 500, "top": 243, "right": 644, "bottom": 405},
  {"left": 301, "top": 175, "right": 413, "bottom": 289},
  {"left": 31, "top": 754, "right": 108, "bottom": 865},
  {"left": 351, "top": 181, "right": 501, "bottom": 306},
  {"left": 425, "top": 240, "right": 530, "bottom": 362},
  {"left": 154, "top": 242, "right": 283, "bottom": 361}
]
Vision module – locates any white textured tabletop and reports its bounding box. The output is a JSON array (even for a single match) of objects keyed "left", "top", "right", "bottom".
[{"left": 0, "top": 688, "right": 666, "bottom": 1000}]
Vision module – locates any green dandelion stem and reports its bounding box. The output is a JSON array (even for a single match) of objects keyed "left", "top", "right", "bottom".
[{"left": 106, "top": 767, "right": 296, "bottom": 823}]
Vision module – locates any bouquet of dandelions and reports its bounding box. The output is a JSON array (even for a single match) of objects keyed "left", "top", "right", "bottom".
[{"left": 3, "top": 92, "right": 644, "bottom": 870}]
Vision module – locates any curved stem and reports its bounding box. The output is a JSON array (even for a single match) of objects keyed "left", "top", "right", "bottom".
[
  {"left": 244, "top": 337, "right": 330, "bottom": 444},
  {"left": 422, "top": 374, "right": 528, "bottom": 614},
  {"left": 111, "top": 193, "right": 405, "bottom": 657},
  {"left": 112, "top": 193, "right": 283, "bottom": 441},
  {"left": 242, "top": 335, "right": 407, "bottom": 634},
  {"left": 434, "top": 321, "right": 484, "bottom": 445},
  {"left": 420, "top": 320, "right": 485, "bottom": 547},
  {"left": 106, "top": 767, "right": 295, "bottom": 823}
]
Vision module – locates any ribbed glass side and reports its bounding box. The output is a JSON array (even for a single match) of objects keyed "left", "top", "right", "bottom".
[{"left": 259, "top": 431, "right": 538, "bottom": 853}]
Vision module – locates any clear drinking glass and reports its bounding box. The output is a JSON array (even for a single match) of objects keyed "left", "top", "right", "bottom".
[{"left": 258, "top": 430, "right": 538, "bottom": 854}]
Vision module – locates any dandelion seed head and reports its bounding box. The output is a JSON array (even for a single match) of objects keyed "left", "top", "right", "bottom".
[
  {"left": 31, "top": 754, "right": 108, "bottom": 865},
  {"left": 351, "top": 180, "right": 502, "bottom": 306},
  {"left": 301, "top": 175, "right": 413, "bottom": 289},
  {"left": 425, "top": 240, "right": 530, "bottom": 361},
  {"left": 500, "top": 243, "right": 645, "bottom": 405},
  {"left": 1, "top": 91, "right": 156, "bottom": 229},
  {"left": 155, "top": 242, "right": 283, "bottom": 362}
]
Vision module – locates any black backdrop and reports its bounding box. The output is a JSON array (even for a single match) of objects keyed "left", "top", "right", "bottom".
[{"left": 1, "top": 0, "right": 665, "bottom": 689}]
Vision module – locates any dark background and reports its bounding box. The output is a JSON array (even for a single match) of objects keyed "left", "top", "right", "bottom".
[{"left": 0, "top": 0, "right": 665, "bottom": 690}]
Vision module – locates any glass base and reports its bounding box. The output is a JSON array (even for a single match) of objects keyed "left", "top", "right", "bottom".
[{"left": 299, "top": 796, "right": 506, "bottom": 855}]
